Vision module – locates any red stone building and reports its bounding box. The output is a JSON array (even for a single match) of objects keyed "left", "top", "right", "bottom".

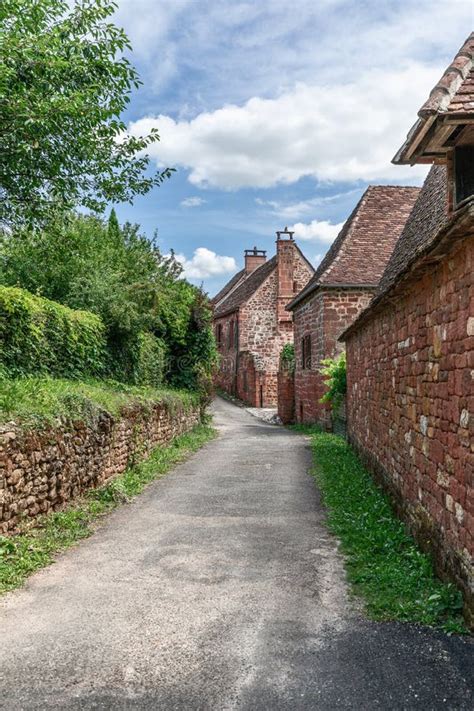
[
  {"left": 212, "top": 230, "right": 313, "bottom": 406},
  {"left": 341, "top": 34, "right": 474, "bottom": 622},
  {"left": 285, "top": 186, "right": 420, "bottom": 426}
]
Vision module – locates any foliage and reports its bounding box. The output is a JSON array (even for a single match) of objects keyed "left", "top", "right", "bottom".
[
  {"left": 320, "top": 351, "right": 346, "bottom": 410},
  {"left": 132, "top": 332, "right": 166, "bottom": 387},
  {"left": 0, "top": 212, "right": 216, "bottom": 388},
  {"left": 0, "top": 422, "right": 216, "bottom": 593},
  {"left": 168, "top": 287, "right": 218, "bottom": 393},
  {"left": 0, "top": 376, "right": 199, "bottom": 426},
  {"left": 280, "top": 342, "right": 295, "bottom": 373},
  {"left": 0, "top": 0, "right": 173, "bottom": 227},
  {"left": 0, "top": 285, "right": 107, "bottom": 378},
  {"left": 305, "top": 431, "right": 466, "bottom": 633}
]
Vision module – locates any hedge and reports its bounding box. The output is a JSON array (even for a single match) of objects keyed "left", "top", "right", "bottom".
[
  {"left": 133, "top": 332, "right": 166, "bottom": 387},
  {"left": 0, "top": 286, "right": 107, "bottom": 378}
]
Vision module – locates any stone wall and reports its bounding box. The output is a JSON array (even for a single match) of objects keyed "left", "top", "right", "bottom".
[
  {"left": 277, "top": 368, "right": 295, "bottom": 424},
  {"left": 214, "top": 243, "right": 313, "bottom": 407},
  {"left": 0, "top": 401, "right": 201, "bottom": 534},
  {"left": 345, "top": 237, "right": 473, "bottom": 622},
  {"left": 293, "top": 288, "right": 374, "bottom": 426},
  {"left": 214, "top": 312, "right": 238, "bottom": 396}
]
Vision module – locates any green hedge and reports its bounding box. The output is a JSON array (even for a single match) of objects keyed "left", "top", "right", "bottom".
[
  {"left": 133, "top": 332, "right": 166, "bottom": 387},
  {"left": 0, "top": 286, "right": 107, "bottom": 378}
]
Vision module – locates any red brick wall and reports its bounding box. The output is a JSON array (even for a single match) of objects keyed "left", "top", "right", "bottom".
[
  {"left": 293, "top": 288, "right": 374, "bottom": 426},
  {"left": 345, "top": 237, "right": 473, "bottom": 622}
]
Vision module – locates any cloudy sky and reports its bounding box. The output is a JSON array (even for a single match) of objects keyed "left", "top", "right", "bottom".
[{"left": 112, "top": 0, "right": 473, "bottom": 295}]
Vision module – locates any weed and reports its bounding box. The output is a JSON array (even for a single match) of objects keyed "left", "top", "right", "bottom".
[{"left": 304, "top": 431, "right": 466, "bottom": 633}]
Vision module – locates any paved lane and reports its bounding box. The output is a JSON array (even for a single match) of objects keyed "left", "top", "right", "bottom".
[{"left": 0, "top": 397, "right": 472, "bottom": 709}]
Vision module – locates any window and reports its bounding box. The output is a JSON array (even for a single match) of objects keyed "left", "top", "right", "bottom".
[
  {"left": 216, "top": 324, "right": 223, "bottom": 348},
  {"left": 301, "top": 334, "right": 312, "bottom": 370},
  {"left": 454, "top": 146, "right": 474, "bottom": 206}
]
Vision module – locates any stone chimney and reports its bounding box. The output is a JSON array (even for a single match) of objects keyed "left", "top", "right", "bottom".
[
  {"left": 276, "top": 227, "right": 296, "bottom": 322},
  {"left": 244, "top": 247, "right": 266, "bottom": 274}
]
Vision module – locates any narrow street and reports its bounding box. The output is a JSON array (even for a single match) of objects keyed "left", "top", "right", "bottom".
[{"left": 0, "top": 398, "right": 472, "bottom": 710}]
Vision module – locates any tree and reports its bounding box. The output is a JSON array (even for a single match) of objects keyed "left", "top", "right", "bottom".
[
  {"left": 0, "top": 211, "right": 218, "bottom": 389},
  {"left": 0, "top": 0, "right": 173, "bottom": 227}
]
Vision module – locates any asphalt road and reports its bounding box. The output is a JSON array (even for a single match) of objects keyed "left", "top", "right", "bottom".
[{"left": 0, "top": 397, "right": 472, "bottom": 710}]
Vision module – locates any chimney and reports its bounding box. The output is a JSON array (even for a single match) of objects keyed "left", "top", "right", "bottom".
[
  {"left": 276, "top": 227, "right": 296, "bottom": 322},
  {"left": 245, "top": 246, "right": 266, "bottom": 274}
]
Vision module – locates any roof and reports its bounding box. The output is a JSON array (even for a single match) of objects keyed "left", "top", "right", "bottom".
[
  {"left": 376, "top": 165, "right": 449, "bottom": 296},
  {"left": 210, "top": 268, "right": 245, "bottom": 308},
  {"left": 340, "top": 164, "right": 471, "bottom": 340},
  {"left": 287, "top": 185, "right": 420, "bottom": 310},
  {"left": 213, "top": 256, "right": 277, "bottom": 318},
  {"left": 394, "top": 33, "right": 474, "bottom": 164}
]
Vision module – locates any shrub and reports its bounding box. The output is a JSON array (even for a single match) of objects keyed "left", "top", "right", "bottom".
[
  {"left": 280, "top": 343, "right": 295, "bottom": 373},
  {"left": 320, "top": 351, "right": 346, "bottom": 410},
  {"left": 133, "top": 332, "right": 166, "bottom": 387},
  {"left": 0, "top": 286, "right": 107, "bottom": 378}
]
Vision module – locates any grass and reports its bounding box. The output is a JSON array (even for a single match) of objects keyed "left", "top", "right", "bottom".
[
  {"left": 291, "top": 427, "right": 467, "bottom": 633},
  {"left": 0, "top": 376, "right": 200, "bottom": 426},
  {"left": 0, "top": 421, "right": 216, "bottom": 594}
]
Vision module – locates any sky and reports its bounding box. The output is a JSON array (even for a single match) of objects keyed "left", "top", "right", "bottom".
[{"left": 111, "top": 0, "right": 474, "bottom": 296}]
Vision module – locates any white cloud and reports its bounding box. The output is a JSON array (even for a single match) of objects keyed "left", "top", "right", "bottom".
[
  {"left": 313, "top": 253, "right": 324, "bottom": 266},
  {"left": 129, "top": 62, "right": 440, "bottom": 190},
  {"left": 174, "top": 248, "right": 237, "bottom": 279},
  {"left": 289, "top": 220, "right": 344, "bottom": 243},
  {"left": 114, "top": 1, "right": 470, "bottom": 114},
  {"left": 255, "top": 191, "right": 359, "bottom": 220},
  {"left": 180, "top": 196, "right": 206, "bottom": 208}
]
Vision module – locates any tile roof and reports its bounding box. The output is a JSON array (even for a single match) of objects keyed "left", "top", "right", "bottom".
[
  {"left": 339, "top": 165, "right": 474, "bottom": 341},
  {"left": 419, "top": 33, "right": 474, "bottom": 117},
  {"left": 394, "top": 33, "right": 474, "bottom": 164},
  {"left": 213, "top": 257, "right": 277, "bottom": 317},
  {"left": 376, "top": 166, "right": 448, "bottom": 297},
  {"left": 210, "top": 268, "right": 246, "bottom": 308},
  {"left": 287, "top": 185, "right": 420, "bottom": 310}
]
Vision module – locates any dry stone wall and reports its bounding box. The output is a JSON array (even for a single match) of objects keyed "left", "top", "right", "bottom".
[{"left": 0, "top": 401, "right": 201, "bottom": 534}]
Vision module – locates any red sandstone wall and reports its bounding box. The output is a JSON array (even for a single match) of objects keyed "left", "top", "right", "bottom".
[
  {"left": 213, "top": 246, "right": 313, "bottom": 407},
  {"left": 214, "top": 312, "right": 238, "bottom": 396},
  {"left": 277, "top": 369, "right": 295, "bottom": 424},
  {"left": 293, "top": 288, "right": 374, "bottom": 426},
  {"left": 345, "top": 238, "right": 473, "bottom": 620},
  {"left": 238, "top": 253, "right": 312, "bottom": 407}
]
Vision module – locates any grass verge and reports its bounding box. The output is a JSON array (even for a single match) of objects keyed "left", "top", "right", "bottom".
[
  {"left": 0, "top": 421, "right": 216, "bottom": 594},
  {"left": 291, "top": 426, "right": 466, "bottom": 633},
  {"left": 0, "top": 376, "right": 200, "bottom": 426}
]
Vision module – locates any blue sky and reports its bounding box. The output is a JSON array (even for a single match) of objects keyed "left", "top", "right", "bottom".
[{"left": 111, "top": 0, "right": 473, "bottom": 296}]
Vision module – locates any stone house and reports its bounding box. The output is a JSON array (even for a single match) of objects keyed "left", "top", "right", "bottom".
[
  {"left": 284, "top": 186, "right": 420, "bottom": 426},
  {"left": 212, "top": 230, "right": 314, "bottom": 406},
  {"left": 340, "top": 34, "right": 474, "bottom": 622}
]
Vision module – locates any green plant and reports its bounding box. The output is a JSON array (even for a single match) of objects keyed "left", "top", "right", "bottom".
[
  {"left": 320, "top": 351, "right": 346, "bottom": 410},
  {"left": 0, "top": 212, "right": 216, "bottom": 389},
  {"left": 0, "top": 0, "right": 173, "bottom": 227},
  {"left": 305, "top": 431, "right": 466, "bottom": 633},
  {"left": 0, "top": 376, "right": 200, "bottom": 426},
  {"left": 0, "top": 286, "right": 107, "bottom": 379},
  {"left": 280, "top": 343, "right": 295, "bottom": 373}
]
